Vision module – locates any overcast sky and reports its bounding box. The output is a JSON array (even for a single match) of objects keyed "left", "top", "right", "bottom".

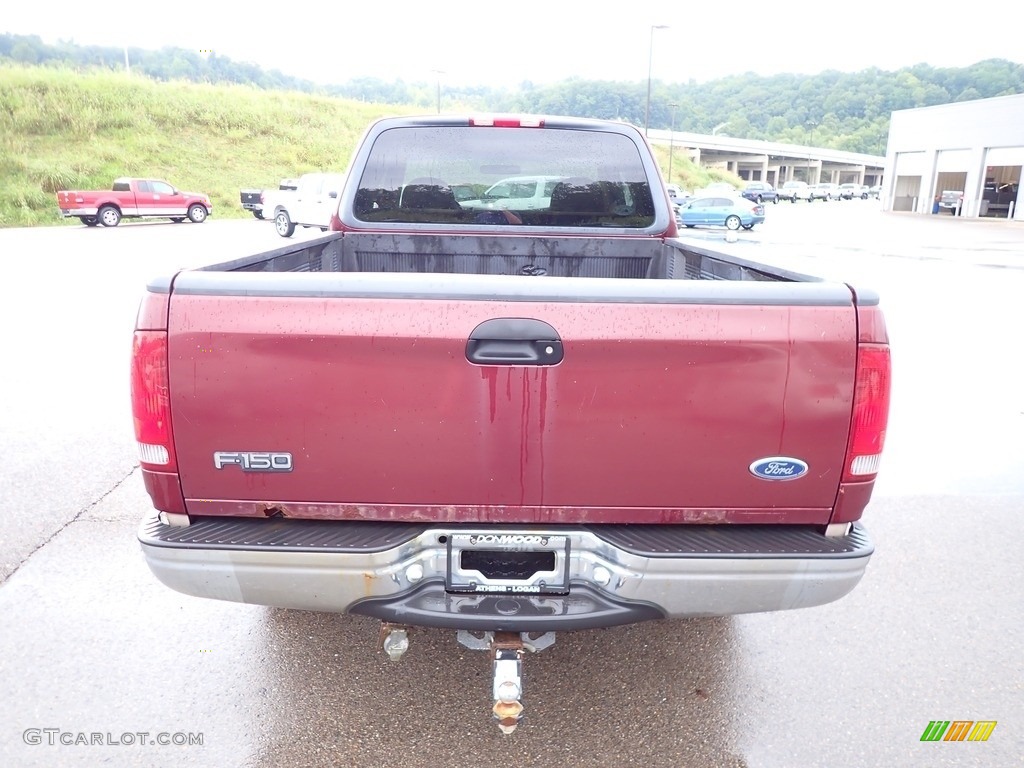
[{"left": 5, "top": 1, "right": 1022, "bottom": 88}]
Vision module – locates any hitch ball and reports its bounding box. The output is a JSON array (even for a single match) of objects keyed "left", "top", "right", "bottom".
[{"left": 381, "top": 628, "right": 409, "bottom": 661}]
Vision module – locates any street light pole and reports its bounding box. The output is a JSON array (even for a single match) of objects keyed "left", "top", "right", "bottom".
[
  {"left": 806, "top": 120, "right": 818, "bottom": 183},
  {"left": 431, "top": 70, "right": 445, "bottom": 114},
  {"left": 668, "top": 103, "right": 679, "bottom": 182},
  {"left": 644, "top": 25, "right": 669, "bottom": 136}
]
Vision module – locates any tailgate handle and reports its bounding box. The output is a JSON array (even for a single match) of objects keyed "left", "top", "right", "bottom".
[{"left": 466, "top": 318, "right": 564, "bottom": 365}]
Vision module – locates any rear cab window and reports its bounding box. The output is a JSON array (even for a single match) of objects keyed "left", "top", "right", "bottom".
[{"left": 348, "top": 122, "right": 659, "bottom": 231}]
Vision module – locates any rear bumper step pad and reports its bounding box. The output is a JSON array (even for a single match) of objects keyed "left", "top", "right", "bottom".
[{"left": 141, "top": 514, "right": 870, "bottom": 559}]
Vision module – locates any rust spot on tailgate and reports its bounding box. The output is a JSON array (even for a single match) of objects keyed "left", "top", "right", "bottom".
[
  {"left": 262, "top": 505, "right": 287, "bottom": 518},
  {"left": 679, "top": 509, "right": 730, "bottom": 524}
]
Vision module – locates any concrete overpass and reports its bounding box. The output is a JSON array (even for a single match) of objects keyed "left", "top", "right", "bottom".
[{"left": 647, "top": 130, "right": 885, "bottom": 187}]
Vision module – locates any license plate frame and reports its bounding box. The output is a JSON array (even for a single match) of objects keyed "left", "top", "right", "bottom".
[{"left": 446, "top": 533, "right": 570, "bottom": 595}]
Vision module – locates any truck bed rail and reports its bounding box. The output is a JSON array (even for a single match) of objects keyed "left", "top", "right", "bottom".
[{"left": 199, "top": 232, "right": 819, "bottom": 283}]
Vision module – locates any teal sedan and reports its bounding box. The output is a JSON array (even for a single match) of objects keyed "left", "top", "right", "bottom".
[{"left": 676, "top": 195, "right": 766, "bottom": 230}]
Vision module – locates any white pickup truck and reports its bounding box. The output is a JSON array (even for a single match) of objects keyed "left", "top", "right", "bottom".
[
  {"left": 938, "top": 189, "right": 964, "bottom": 214},
  {"left": 240, "top": 178, "right": 298, "bottom": 219},
  {"left": 272, "top": 172, "right": 347, "bottom": 237},
  {"left": 778, "top": 180, "right": 811, "bottom": 202},
  {"left": 458, "top": 175, "right": 564, "bottom": 211}
]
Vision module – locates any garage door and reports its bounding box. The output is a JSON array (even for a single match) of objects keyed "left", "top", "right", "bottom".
[
  {"left": 936, "top": 149, "right": 971, "bottom": 171},
  {"left": 986, "top": 147, "right": 1024, "bottom": 165},
  {"left": 894, "top": 152, "right": 927, "bottom": 176}
]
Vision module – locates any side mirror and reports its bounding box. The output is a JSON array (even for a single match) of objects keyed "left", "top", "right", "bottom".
[{"left": 329, "top": 191, "right": 338, "bottom": 199}]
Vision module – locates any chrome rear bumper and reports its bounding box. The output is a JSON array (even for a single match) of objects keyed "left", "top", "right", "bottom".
[{"left": 139, "top": 513, "right": 873, "bottom": 630}]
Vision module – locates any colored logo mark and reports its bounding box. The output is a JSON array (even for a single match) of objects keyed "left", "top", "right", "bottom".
[
  {"left": 920, "top": 721, "right": 997, "bottom": 742},
  {"left": 748, "top": 457, "right": 809, "bottom": 481}
]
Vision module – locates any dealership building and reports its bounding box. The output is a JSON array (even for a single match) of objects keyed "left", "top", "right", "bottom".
[{"left": 884, "top": 93, "right": 1024, "bottom": 220}]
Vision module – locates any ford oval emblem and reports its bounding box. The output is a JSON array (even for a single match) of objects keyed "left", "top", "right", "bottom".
[{"left": 749, "top": 457, "right": 809, "bottom": 481}]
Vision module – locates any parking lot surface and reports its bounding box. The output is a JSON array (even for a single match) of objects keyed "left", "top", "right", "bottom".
[{"left": 0, "top": 207, "right": 1021, "bottom": 767}]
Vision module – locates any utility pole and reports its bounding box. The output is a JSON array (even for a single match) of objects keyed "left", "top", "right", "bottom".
[
  {"left": 806, "top": 120, "right": 818, "bottom": 183},
  {"left": 431, "top": 70, "right": 445, "bottom": 114},
  {"left": 668, "top": 103, "right": 679, "bottom": 182}
]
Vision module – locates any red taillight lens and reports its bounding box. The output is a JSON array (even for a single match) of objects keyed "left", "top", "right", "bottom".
[
  {"left": 469, "top": 116, "right": 544, "bottom": 127},
  {"left": 131, "top": 331, "right": 177, "bottom": 471},
  {"left": 844, "top": 344, "right": 891, "bottom": 480}
]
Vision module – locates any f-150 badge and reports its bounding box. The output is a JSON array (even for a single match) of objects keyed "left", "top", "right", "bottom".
[
  {"left": 749, "top": 457, "right": 808, "bottom": 480},
  {"left": 213, "top": 452, "right": 293, "bottom": 472}
]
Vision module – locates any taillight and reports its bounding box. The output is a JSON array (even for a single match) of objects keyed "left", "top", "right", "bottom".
[
  {"left": 844, "top": 344, "right": 891, "bottom": 480},
  {"left": 131, "top": 331, "right": 177, "bottom": 471},
  {"left": 469, "top": 116, "right": 544, "bottom": 127}
]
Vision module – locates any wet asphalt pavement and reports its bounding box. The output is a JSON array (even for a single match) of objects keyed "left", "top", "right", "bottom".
[{"left": 0, "top": 207, "right": 1022, "bottom": 767}]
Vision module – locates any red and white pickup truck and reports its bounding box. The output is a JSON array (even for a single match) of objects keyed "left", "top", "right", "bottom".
[
  {"left": 133, "top": 115, "right": 891, "bottom": 733},
  {"left": 57, "top": 178, "right": 212, "bottom": 227}
]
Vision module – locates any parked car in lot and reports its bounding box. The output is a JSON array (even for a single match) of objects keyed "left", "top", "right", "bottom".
[
  {"left": 666, "top": 185, "right": 693, "bottom": 208},
  {"left": 867, "top": 185, "right": 881, "bottom": 199},
  {"left": 938, "top": 189, "right": 964, "bottom": 214},
  {"left": 56, "top": 178, "right": 212, "bottom": 227},
  {"left": 838, "top": 183, "right": 868, "bottom": 200},
  {"left": 240, "top": 178, "right": 299, "bottom": 219},
  {"left": 459, "top": 175, "right": 564, "bottom": 211},
  {"left": 810, "top": 183, "right": 841, "bottom": 201},
  {"left": 272, "top": 172, "right": 347, "bottom": 237},
  {"left": 676, "top": 195, "right": 765, "bottom": 230},
  {"left": 778, "top": 180, "right": 811, "bottom": 202},
  {"left": 741, "top": 181, "right": 779, "bottom": 204}
]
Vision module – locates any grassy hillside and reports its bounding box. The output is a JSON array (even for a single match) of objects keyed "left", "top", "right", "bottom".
[
  {"left": 0, "top": 64, "right": 737, "bottom": 228},
  {"left": 0, "top": 65, "right": 404, "bottom": 227}
]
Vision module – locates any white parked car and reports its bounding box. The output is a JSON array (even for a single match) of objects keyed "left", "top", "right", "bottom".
[
  {"left": 778, "top": 180, "right": 811, "bottom": 202},
  {"left": 838, "top": 183, "right": 868, "bottom": 200},
  {"left": 273, "top": 172, "right": 347, "bottom": 237},
  {"left": 810, "top": 182, "right": 841, "bottom": 201},
  {"left": 459, "top": 175, "right": 564, "bottom": 211}
]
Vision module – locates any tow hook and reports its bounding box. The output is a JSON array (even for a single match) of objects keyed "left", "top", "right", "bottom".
[
  {"left": 457, "top": 630, "right": 556, "bottom": 734},
  {"left": 379, "top": 622, "right": 411, "bottom": 661}
]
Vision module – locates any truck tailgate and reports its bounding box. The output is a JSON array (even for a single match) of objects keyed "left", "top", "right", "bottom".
[{"left": 167, "top": 273, "right": 856, "bottom": 524}]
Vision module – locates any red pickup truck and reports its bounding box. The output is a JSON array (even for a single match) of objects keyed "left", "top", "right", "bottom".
[
  {"left": 57, "top": 178, "right": 212, "bottom": 227},
  {"left": 133, "top": 115, "right": 891, "bottom": 733}
]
